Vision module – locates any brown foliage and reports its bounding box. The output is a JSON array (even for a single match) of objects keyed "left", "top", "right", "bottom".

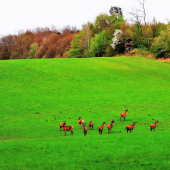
[{"left": 0, "top": 25, "right": 78, "bottom": 60}]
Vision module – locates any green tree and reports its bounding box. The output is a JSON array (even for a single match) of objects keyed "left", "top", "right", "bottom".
[
  {"left": 93, "top": 14, "right": 112, "bottom": 33},
  {"left": 89, "top": 30, "right": 107, "bottom": 57},
  {"left": 28, "top": 43, "right": 39, "bottom": 59},
  {"left": 67, "top": 33, "right": 84, "bottom": 58}
]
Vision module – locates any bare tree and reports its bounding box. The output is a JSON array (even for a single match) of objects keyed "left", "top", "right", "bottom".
[
  {"left": 139, "top": 0, "right": 149, "bottom": 47},
  {"left": 128, "top": 7, "right": 143, "bottom": 37},
  {"left": 128, "top": 0, "right": 150, "bottom": 47},
  {"left": 166, "top": 18, "right": 170, "bottom": 24}
]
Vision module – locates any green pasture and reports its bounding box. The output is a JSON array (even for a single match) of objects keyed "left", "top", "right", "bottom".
[{"left": 0, "top": 57, "right": 170, "bottom": 169}]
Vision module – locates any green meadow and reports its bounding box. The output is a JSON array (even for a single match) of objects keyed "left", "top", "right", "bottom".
[{"left": 0, "top": 57, "right": 170, "bottom": 170}]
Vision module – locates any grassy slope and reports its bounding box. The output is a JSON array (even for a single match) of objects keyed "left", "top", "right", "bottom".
[{"left": 0, "top": 57, "right": 170, "bottom": 169}]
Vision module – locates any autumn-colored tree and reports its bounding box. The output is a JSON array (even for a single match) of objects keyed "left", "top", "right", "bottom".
[
  {"left": 41, "top": 31, "right": 78, "bottom": 58},
  {"left": 34, "top": 40, "right": 49, "bottom": 58},
  {"left": 0, "top": 35, "right": 16, "bottom": 59},
  {"left": 45, "top": 45, "right": 56, "bottom": 58},
  {"left": 20, "top": 34, "right": 34, "bottom": 58},
  {"left": 54, "top": 33, "right": 76, "bottom": 58}
]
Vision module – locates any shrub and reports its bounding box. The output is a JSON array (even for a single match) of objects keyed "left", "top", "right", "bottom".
[{"left": 131, "top": 48, "right": 156, "bottom": 58}]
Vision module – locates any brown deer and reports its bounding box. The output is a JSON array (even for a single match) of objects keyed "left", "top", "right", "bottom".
[
  {"left": 78, "top": 117, "right": 84, "bottom": 128},
  {"left": 99, "top": 122, "right": 106, "bottom": 135},
  {"left": 120, "top": 109, "right": 129, "bottom": 121},
  {"left": 83, "top": 123, "right": 88, "bottom": 136},
  {"left": 107, "top": 119, "right": 115, "bottom": 134},
  {"left": 150, "top": 120, "right": 159, "bottom": 131},
  {"left": 126, "top": 122, "right": 136, "bottom": 133},
  {"left": 63, "top": 125, "right": 74, "bottom": 136},
  {"left": 59, "top": 121, "right": 66, "bottom": 131},
  {"left": 89, "top": 121, "right": 94, "bottom": 130}
]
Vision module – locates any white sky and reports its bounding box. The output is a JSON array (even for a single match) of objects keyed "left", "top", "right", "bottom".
[{"left": 0, "top": 0, "right": 169, "bottom": 37}]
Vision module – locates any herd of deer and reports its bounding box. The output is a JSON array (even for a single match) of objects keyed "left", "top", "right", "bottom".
[{"left": 59, "top": 109, "right": 159, "bottom": 136}]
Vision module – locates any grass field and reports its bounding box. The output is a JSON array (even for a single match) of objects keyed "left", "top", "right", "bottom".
[{"left": 0, "top": 57, "right": 170, "bottom": 169}]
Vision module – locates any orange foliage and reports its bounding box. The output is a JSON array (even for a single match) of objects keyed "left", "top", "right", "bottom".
[
  {"left": 45, "top": 32, "right": 78, "bottom": 58},
  {"left": 0, "top": 26, "right": 78, "bottom": 60}
]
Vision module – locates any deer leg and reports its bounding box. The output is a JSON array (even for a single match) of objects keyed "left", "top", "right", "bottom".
[
  {"left": 65, "top": 130, "right": 66, "bottom": 136},
  {"left": 124, "top": 117, "right": 125, "bottom": 121},
  {"left": 92, "top": 125, "right": 93, "bottom": 130}
]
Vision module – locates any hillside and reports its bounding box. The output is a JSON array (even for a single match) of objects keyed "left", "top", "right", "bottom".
[{"left": 0, "top": 57, "right": 170, "bottom": 169}]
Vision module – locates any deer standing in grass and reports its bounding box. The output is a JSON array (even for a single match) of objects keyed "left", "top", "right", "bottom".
[
  {"left": 107, "top": 119, "right": 115, "bottom": 134},
  {"left": 78, "top": 117, "right": 84, "bottom": 128},
  {"left": 63, "top": 124, "right": 74, "bottom": 136},
  {"left": 99, "top": 122, "right": 106, "bottom": 135},
  {"left": 59, "top": 121, "right": 66, "bottom": 131},
  {"left": 120, "top": 109, "right": 129, "bottom": 121},
  {"left": 83, "top": 123, "right": 88, "bottom": 136},
  {"left": 126, "top": 122, "right": 136, "bottom": 133},
  {"left": 89, "top": 121, "right": 94, "bottom": 130},
  {"left": 150, "top": 120, "right": 159, "bottom": 131}
]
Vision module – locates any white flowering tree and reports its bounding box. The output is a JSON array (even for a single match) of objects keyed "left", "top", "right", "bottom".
[{"left": 111, "top": 29, "right": 123, "bottom": 50}]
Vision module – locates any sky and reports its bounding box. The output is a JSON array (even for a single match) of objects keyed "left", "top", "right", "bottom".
[{"left": 0, "top": 0, "right": 169, "bottom": 37}]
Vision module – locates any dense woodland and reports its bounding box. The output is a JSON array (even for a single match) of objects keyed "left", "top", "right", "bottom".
[{"left": 0, "top": 6, "right": 170, "bottom": 60}]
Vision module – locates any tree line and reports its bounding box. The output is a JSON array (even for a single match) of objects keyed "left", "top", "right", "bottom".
[
  {"left": 0, "top": 5, "right": 170, "bottom": 60},
  {"left": 0, "top": 26, "right": 79, "bottom": 60}
]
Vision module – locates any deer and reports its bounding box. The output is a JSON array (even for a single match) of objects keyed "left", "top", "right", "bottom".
[
  {"left": 89, "top": 121, "right": 94, "bottom": 130},
  {"left": 99, "top": 122, "right": 107, "bottom": 135},
  {"left": 83, "top": 123, "right": 88, "bottom": 136},
  {"left": 78, "top": 116, "right": 84, "bottom": 128},
  {"left": 126, "top": 122, "right": 136, "bottom": 133},
  {"left": 59, "top": 121, "right": 66, "bottom": 131},
  {"left": 63, "top": 124, "right": 74, "bottom": 136},
  {"left": 150, "top": 120, "right": 159, "bottom": 131},
  {"left": 120, "top": 109, "right": 129, "bottom": 121},
  {"left": 107, "top": 119, "right": 115, "bottom": 134}
]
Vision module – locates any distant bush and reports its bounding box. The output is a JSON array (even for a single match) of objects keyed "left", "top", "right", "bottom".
[{"left": 130, "top": 48, "right": 156, "bottom": 58}]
